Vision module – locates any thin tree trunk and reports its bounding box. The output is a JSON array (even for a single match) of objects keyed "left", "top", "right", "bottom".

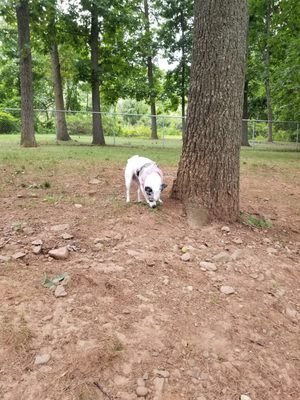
[
  {"left": 90, "top": 4, "right": 105, "bottom": 145},
  {"left": 241, "top": 80, "right": 250, "bottom": 146},
  {"left": 144, "top": 0, "right": 158, "bottom": 140},
  {"left": 16, "top": 0, "right": 37, "bottom": 148},
  {"left": 51, "top": 42, "right": 71, "bottom": 141},
  {"left": 264, "top": 0, "right": 273, "bottom": 142},
  {"left": 171, "top": 0, "right": 248, "bottom": 223}
]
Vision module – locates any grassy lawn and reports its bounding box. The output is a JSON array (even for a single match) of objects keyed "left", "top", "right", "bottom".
[{"left": 0, "top": 134, "right": 299, "bottom": 171}]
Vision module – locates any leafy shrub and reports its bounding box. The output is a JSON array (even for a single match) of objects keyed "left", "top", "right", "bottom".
[
  {"left": 0, "top": 111, "right": 19, "bottom": 134},
  {"left": 66, "top": 113, "right": 121, "bottom": 136}
]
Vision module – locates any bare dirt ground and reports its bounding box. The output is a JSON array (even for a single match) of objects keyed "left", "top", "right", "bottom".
[{"left": 0, "top": 161, "right": 300, "bottom": 400}]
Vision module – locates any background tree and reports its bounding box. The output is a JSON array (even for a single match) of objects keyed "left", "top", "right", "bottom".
[
  {"left": 16, "top": 0, "right": 37, "bottom": 147},
  {"left": 172, "top": 0, "right": 248, "bottom": 223}
]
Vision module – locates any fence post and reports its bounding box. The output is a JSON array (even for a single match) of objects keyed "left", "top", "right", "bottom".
[
  {"left": 252, "top": 120, "right": 255, "bottom": 148},
  {"left": 162, "top": 116, "right": 165, "bottom": 148},
  {"left": 112, "top": 112, "right": 116, "bottom": 146}
]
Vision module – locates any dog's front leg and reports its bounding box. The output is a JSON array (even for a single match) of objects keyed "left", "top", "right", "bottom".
[{"left": 137, "top": 186, "right": 141, "bottom": 202}]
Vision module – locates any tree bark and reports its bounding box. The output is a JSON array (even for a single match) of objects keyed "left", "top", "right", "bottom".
[
  {"left": 144, "top": 0, "right": 158, "bottom": 140},
  {"left": 180, "top": 8, "right": 186, "bottom": 138},
  {"left": 241, "top": 80, "right": 250, "bottom": 146},
  {"left": 90, "top": 4, "right": 105, "bottom": 145},
  {"left": 264, "top": 0, "right": 273, "bottom": 142},
  {"left": 171, "top": 0, "right": 248, "bottom": 223},
  {"left": 51, "top": 42, "right": 71, "bottom": 141},
  {"left": 16, "top": 0, "right": 37, "bottom": 147}
]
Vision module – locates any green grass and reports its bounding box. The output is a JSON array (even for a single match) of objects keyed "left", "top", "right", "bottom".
[
  {"left": 241, "top": 212, "right": 272, "bottom": 228},
  {"left": 0, "top": 134, "right": 299, "bottom": 171}
]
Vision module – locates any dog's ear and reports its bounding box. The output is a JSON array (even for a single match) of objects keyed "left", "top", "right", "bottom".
[
  {"left": 145, "top": 186, "right": 153, "bottom": 195},
  {"left": 160, "top": 183, "right": 167, "bottom": 191}
]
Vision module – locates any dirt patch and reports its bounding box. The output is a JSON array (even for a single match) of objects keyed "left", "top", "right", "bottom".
[{"left": 0, "top": 161, "right": 300, "bottom": 400}]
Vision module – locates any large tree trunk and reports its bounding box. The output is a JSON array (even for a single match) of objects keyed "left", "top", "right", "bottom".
[
  {"left": 264, "top": 0, "right": 273, "bottom": 142},
  {"left": 241, "top": 80, "right": 250, "bottom": 146},
  {"left": 180, "top": 8, "right": 186, "bottom": 138},
  {"left": 171, "top": 0, "right": 248, "bottom": 223},
  {"left": 51, "top": 42, "right": 71, "bottom": 141},
  {"left": 144, "top": 0, "right": 158, "bottom": 140},
  {"left": 16, "top": 0, "right": 37, "bottom": 148},
  {"left": 90, "top": 5, "right": 105, "bottom": 145}
]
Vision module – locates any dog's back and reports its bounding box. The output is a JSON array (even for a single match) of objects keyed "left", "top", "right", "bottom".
[{"left": 126, "top": 155, "right": 153, "bottom": 175}]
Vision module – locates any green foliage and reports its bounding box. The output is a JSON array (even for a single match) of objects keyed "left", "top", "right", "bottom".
[
  {"left": 241, "top": 212, "right": 272, "bottom": 228},
  {"left": 0, "top": 111, "right": 19, "bottom": 133},
  {"left": 66, "top": 113, "right": 121, "bottom": 137}
]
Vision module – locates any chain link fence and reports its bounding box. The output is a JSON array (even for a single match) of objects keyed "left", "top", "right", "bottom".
[{"left": 1, "top": 108, "right": 299, "bottom": 151}]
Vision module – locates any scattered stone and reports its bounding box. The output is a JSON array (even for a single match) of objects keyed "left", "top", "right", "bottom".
[
  {"left": 146, "top": 260, "right": 155, "bottom": 267},
  {"left": 156, "top": 370, "right": 170, "bottom": 378},
  {"left": 199, "top": 261, "right": 217, "bottom": 271},
  {"left": 263, "top": 238, "right": 272, "bottom": 244},
  {"left": 240, "top": 395, "right": 252, "bottom": 400},
  {"left": 232, "top": 238, "right": 243, "bottom": 245},
  {"left": 220, "top": 285, "right": 235, "bottom": 295},
  {"left": 267, "top": 247, "right": 278, "bottom": 255},
  {"left": 12, "top": 252, "right": 26, "bottom": 260},
  {"left": 181, "top": 253, "right": 191, "bottom": 262},
  {"left": 231, "top": 249, "right": 246, "bottom": 261},
  {"left": 94, "top": 243, "right": 104, "bottom": 250},
  {"left": 136, "top": 387, "right": 148, "bottom": 397},
  {"left": 50, "top": 224, "right": 70, "bottom": 232},
  {"left": 34, "top": 354, "right": 51, "bottom": 365},
  {"left": 94, "top": 238, "right": 103, "bottom": 244},
  {"left": 54, "top": 285, "right": 67, "bottom": 297},
  {"left": 32, "top": 245, "right": 42, "bottom": 255},
  {"left": 221, "top": 226, "right": 230, "bottom": 233},
  {"left": 49, "top": 247, "right": 69, "bottom": 260},
  {"left": 143, "top": 372, "right": 149, "bottom": 380},
  {"left": 212, "top": 251, "right": 231, "bottom": 263},
  {"left": 181, "top": 246, "right": 189, "bottom": 253},
  {"left": 153, "top": 377, "right": 165, "bottom": 400},
  {"left": 136, "top": 378, "right": 145, "bottom": 387},
  {"left": 183, "top": 286, "right": 193, "bottom": 293},
  {"left": 0, "top": 255, "right": 11, "bottom": 262},
  {"left": 286, "top": 307, "right": 299, "bottom": 321},
  {"left": 61, "top": 233, "right": 74, "bottom": 240},
  {"left": 32, "top": 239, "right": 43, "bottom": 246},
  {"left": 74, "top": 203, "right": 82, "bottom": 208},
  {"left": 89, "top": 178, "right": 100, "bottom": 185}
]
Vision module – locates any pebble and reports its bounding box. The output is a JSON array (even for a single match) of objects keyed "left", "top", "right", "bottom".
[
  {"left": 32, "top": 239, "right": 43, "bottom": 246},
  {"left": 220, "top": 285, "right": 235, "bottom": 295},
  {"left": 89, "top": 178, "right": 100, "bottom": 184},
  {"left": 136, "top": 386, "right": 148, "bottom": 397},
  {"left": 212, "top": 251, "right": 231, "bottom": 263},
  {"left": 12, "top": 252, "right": 26, "bottom": 259},
  {"left": 54, "top": 285, "right": 67, "bottom": 297},
  {"left": 61, "top": 233, "right": 74, "bottom": 240},
  {"left": 136, "top": 378, "right": 145, "bottom": 387},
  {"left": 32, "top": 245, "right": 42, "bottom": 255},
  {"left": 221, "top": 226, "right": 230, "bottom": 233},
  {"left": 232, "top": 238, "right": 243, "bottom": 244},
  {"left": 231, "top": 249, "right": 246, "bottom": 261},
  {"left": 156, "top": 370, "right": 170, "bottom": 378},
  {"left": 240, "top": 395, "right": 252, "bottom": 400},
  {"left": 74, "top": 203, "right": 82, "bottom": 208},
  {"left": 34, "top": 354, "right": 51, "bottom": 365},
  {"left": 49, "top": 247, "right": 69, "bottom": 260},
  {"left": 0, "top": 255, "right": 11, "bottom": 262},
  {"left": 181, "top": 253, "right": 191, "bottom": 262},
  {"left": 267, "top": 247, "right": 278, "bottom": 255},
  {"left": 199, "top": 261, "right": 217, "bottom": 271}
]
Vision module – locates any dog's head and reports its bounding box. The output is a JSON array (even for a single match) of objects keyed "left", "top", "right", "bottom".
[{"left": 144, "top": 182, "right": 167, "bottom": 208}]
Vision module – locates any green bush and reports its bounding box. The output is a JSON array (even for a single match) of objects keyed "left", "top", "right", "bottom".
[
  {"left": 0, "top": 111, "right": 19, "bottom": 134},
  {"left": 66, "top": 113, "right": 121, "bottom": 136}
]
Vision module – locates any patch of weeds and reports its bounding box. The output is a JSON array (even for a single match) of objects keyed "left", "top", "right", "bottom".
[
  {"left": 43, "top": 194, "right": 61, "bottom": 203},
  {"left": 1, "top": 316, "right": 34, "bottom": 351},
  {"left": 111, "top": 338, "right": 124, "bottom": 353},
  {"left": 241, "top": 212, "right": 272, "bottom": 228},
  {"left": 40, "top": 181, "right": 51, "bottom": 189},
  {"left": 11, "top": 220, "right": 25, "bottom": 232}
]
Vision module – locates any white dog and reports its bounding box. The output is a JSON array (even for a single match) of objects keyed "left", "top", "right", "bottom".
[{"left": 125, "top": 155, "right": 167, "bottom": 208}]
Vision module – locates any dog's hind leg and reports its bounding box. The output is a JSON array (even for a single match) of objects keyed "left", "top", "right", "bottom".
[
  {"left": 137, "top": 186, "right": 141, "bottom": 202},
  {"left": 125, "top": 171, "right": 132, "bottom": 203}
]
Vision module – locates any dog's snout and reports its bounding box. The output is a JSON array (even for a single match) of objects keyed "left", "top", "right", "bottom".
[{"left": 151, "top": 204, "right": 157, "bottom": 209}]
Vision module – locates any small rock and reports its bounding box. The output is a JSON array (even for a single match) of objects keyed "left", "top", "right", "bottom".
[
  {"left": 153, "top": 377, "right": 165, "bottom": 400},
  {"left": 32, "top": 239, "right": 43, "bottom": 246},
  {"left": 50, "top": 224, "right": 70, "bottom": 232},
  {"left": 212, "top": 251, "right": 231, "bottom": 263},
  {"left": 32, "top": 245, "right": 42, "bottom": 255},
  {"left": 49, "top": 247, "right": 69, "bottom": 260},
  {"left": 181, "top": 253, "right": 191, "bottom": 262},
  {"left": 286, "top": 307, "right": 299, "bottom": 321},
  {"left": 240, "top": 395, "right": 252, "bottom": 400},
  {"left": 61, "top": 233, "right": 74, "bottom": 240},
  {"left": 12, "top": 252, "right": 26, "bottom": 260},
  {"left": 89, "top": 178, "right": 100, "bottom": 185},
  {"left": 94, "top": 238, "right": 103, "bottom": 244},
  {"left": 74, "top": 203, "right": 82, "bottom": 208},
  {"left": 0, "top": 255, "right": 11, "bottom": 262},
  {"left": 156, "top": 370, "right": 170, "bottom": 378},
  {"left": 181, "top": 246, "right": 189, "bottom": 253},
  {"left": 94, "top": 243, "right": 104, "bottom": 250},
  {"left": 136, "top": 378, "right": 145, "bottom": 387},
  {"left": 263, "top": 238, "right": 272, "bottom": 244},
  {"left": 199, "top": 261, "right": 217, "bottom": 271},
  {"left": 54, "top": 285, "right": 67, "bottom": 297},
  {"left": 136, "top": 386, "right": 148, "bottom": 397},
  {"left": 143, "top": 372, "right": 149, "bottom": 380},
  {"left": 267, "top": 247, "right": 278, "bottom": 255},
  {"left": 34, "top": 354, "right": 51, "bottom": 365},
  {"left": 221, "top": 226, "right": 230, "bottom": 233},
  {"left": 220, "top": 285, "right": 235, "bottom": 295},
  {"left": 231, "top": 249, "right": 246, "bottom": 261},
  {"left": 183, "top": 286, "right": 193, "bottom": 293}
]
